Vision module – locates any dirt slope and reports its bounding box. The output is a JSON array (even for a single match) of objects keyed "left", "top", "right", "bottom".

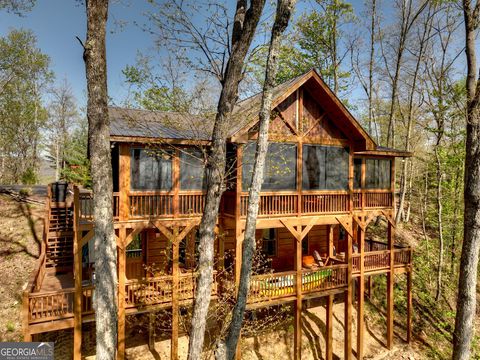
[{"left": 0, "top": 194, "right": 44, "bottom": 341}]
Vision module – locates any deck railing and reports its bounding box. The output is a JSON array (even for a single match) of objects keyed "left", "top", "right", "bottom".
[
  {"left": 302, "top": 192, "right": 349, "bottom": 214},
  {"left": 79, "top": 191, "right": 119, "bottom": 220},
  {"left": 301, "top": 264, "right": 348, "bottom": 293},
  {"left": 27, "top": 288, "right": 75, "bottom": 323},
  {"left": 394, "top": 247, "right": 412, "bottom": 266},
  {"left": 129, "top": 193, "right": 173, "bottom": 218},
  {"left": 249, "top": 271, "right": 297, "bottom": 304},
  {"left": 352, "top": 246, "right": 412, "bottom": 275},
  {"left": 354, "top": 190, "right": 393, "bottom": 209},
  {"left": 78, "top": 189, "right": 394, "bottom": 220},
  {"left": 240, "top": 192, "right": 298, "bottom": 217},
  {"left": 125, "top": 272, "right": 217, "bottom": 309},
  {"left": 248, "top": 264, "right": 348, "bottom": 305}
]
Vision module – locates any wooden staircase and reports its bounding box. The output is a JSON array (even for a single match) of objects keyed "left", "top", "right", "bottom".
[{"left": 44, "top": 188, "right": 74, "bottom": 273}]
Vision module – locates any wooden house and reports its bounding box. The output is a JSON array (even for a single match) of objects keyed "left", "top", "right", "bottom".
[{"left": 22, "top": 69, "right": 413, "bottom": 360}]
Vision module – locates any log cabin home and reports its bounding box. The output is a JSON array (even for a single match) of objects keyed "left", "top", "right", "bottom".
[{"left": 22, "top": 69, "right": 413, "bottom": 360}]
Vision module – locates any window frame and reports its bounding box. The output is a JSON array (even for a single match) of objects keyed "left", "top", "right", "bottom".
[
  {"left": 130, "top": 147, "right": 173, "bottom": 191},
  {"left": 261, "top": 228, "right": 278, "bottom": 257},
  {"left": 242, "top": 141, "right": 298, "bottom": 191},
  {"left": 365, "top": 158, "right": 392, "bottom": 190},
  {"left": 302, "top": 144, "right": 350, "bottom": 191}
]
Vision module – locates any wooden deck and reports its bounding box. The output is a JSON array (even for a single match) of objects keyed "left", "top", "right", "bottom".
[{"left": 24, "top": 243, "right": 412, "bottom": 331}]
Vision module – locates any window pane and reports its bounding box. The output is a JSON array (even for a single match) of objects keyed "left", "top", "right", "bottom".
[
  {"left": 365, "top": 159, "right": 391, "bottom": 189},
  {"left": 242, "top": 142, "right": 297, "bottom": 191},
  {"left": 302, "top": 145, "right": 326, "bottom": 189},
  {"left": 303, "top": 145, "right": 349, "bottom": 190},
  {"left": 262, "top": 228, "right": 277, "bottom": 256},
  {"left": 353, "top": 158, "right": 362, "bottom": 189},
  {"left": 131, "top": 148, "right": 172, "bottom": 190},
  {"left": 325, "top": 147, "right": 349, "bottom": 189},
  {"left": 180, "top": 149, "right": 206, "bottom": 190}
]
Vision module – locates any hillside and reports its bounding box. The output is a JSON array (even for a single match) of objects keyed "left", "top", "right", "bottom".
[{"left": 0, "top": 193, "right": 44, "bottom": 341}]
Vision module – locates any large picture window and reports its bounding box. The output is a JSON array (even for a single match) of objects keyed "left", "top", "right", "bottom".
[
  {"left": 365, "top": 159, "right": 391, "bottom": 189},
  {"left": 242, "top": 142, "right": 297, "bottom": 191},
  {"left": 302, "top": 145, "right": 349, "bottom": 190},
  {"left": 180, "top": 149, "right": 206, "bottom": 190},
  {"left": 131, "top": 148, "right": 172, "bottom": 190}
]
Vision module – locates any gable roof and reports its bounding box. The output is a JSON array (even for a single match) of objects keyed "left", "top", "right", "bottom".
[
  {"left": 229, "top": 69, "right": 376, "bottom": 150},
  {"left": 109, "top": 69, "right": 411, "bottom": 156}
]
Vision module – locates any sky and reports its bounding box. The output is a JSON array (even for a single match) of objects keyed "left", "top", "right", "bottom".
[{"left": 0, "top": 0, "right": 368, "bottom": 108}]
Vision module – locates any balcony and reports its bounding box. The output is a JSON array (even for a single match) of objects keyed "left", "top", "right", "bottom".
[{"left": 78, "top": 189, "right": 393, "bottom": 222}]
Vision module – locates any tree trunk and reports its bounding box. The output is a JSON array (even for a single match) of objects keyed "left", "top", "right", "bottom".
[
  {"left": 215, "top": 1, "right": 295, "bottom": 359},
  {"left": 434, "top": 148, "right": 444, "bottom": 301},
  {"left": 187, "top": 1, "right": 266, "bottom": 358},
  {"left": 368, "top": 0, "right": 376, "bottom": 136},
  {"left": 84, "top": 1, "right": 117, "bottom": 359},
  {"left": 453, "top": 2, "right": 480, "bottom": 359},
  {"left": 450, "top": 166, "right": 461, "bottom": 275}
]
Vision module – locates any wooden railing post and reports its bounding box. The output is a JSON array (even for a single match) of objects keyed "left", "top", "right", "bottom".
[
  {"left": 387, "top": 221, "right": 395, "bottom": 349},
  {"left": 173, "top": 150, "right": 180, "bottom": 218},
  {"left": 119, "top": 144, "right": 130, "bottom": 221},
  {"left": 22, "top": 290, "right": 31, "bottom": 341}
]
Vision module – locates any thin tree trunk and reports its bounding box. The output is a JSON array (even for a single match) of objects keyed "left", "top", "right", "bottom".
[
  {"left": 453, "top": 2, "right": 480, "bottom": 359},
  {"left": 84, "top": 1, "right": 117, "bottom": 359},
  {"left": 396, "top": 4, "right": 433, "bottom": 223},
  {"left": 434, "top": 147, "right": 444, "bottom": 301},
  {"left": 368, "top": 0, "right": 376, "bottom": 136},
  {"left": 215, "top": 1, "right": 295, "bottom": 358},
  {"left": 187, "top": 1, "right": 266, "bottom": 358},
  {"left": 450, "top": 165, "right": 461, "bottom": 275}
]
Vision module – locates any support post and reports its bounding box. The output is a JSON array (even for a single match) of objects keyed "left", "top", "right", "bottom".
[
  {"left": 344, "top": 226, "right": 353, "bottom": 360},
  {"left": 387, "top": 222, "right": 395, "bottom": 349},
  {"left": 173, "top": 150, "right": 180, "bottom": 218},
  {"left": 326, "top": 294, "right": 333, "bottom": 360},
  {"left": 149, "top": 312, "right": 155, "bottom": 350},
  {"left": 294, "top": 225, "right": 303, "bottom": 360},
  {"left": 119, "top": 144, "right": 130, "bottom": 221},
  {"left": 73, "top": 187, "right": 82, "bottom": 360},
  {"left": 328, "top": 225, "right": 334, "bottom": 258},
  {"left": 171, "top": 227, "right": 180, "bottom": 360},
  {"left": 117, "top": 227, "right": 126, "bottom": 360},
  {"left": 407, "top": 270, "right": 412, "bottom": 343},
  {"left": 357, "top": 223, "right": 365, "bottom": 360},
  {"left": 22, "top": 290, "right": 32, "bottom": 342}
]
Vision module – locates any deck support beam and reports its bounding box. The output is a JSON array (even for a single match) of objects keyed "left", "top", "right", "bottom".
[
  {"left": 149, "top": 312, "right": 156, "bottom": 351},
  {"left": 342, "top": 220, "right": 353, "bottom": 360},
  {"left": 171, "top": 226, "right": 180, "bottom": 360},
  {"left": 326, "top": 294, "right": 333, "bottom": 360},
  {"left": 117, "top": 227, "right": 126, "bottom": 360},
  {"left": 356, "top": 221, "right": 365, "bottom": 360},
  {"left": 407, "top": 269, "right": 412, "bottom": 343},
  {"left": 294, "top": 224, "right": 303, "bottom": 360},
  {"left": 73, "top": 187, "right": 82, "bottom": 360},
  {"left": 387, "top": 222, "right": 395, "bottom": 349}
]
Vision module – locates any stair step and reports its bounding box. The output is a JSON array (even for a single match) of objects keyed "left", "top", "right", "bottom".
[{"left": 48, "top": 231, "right": 74, "bottom": 238}]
